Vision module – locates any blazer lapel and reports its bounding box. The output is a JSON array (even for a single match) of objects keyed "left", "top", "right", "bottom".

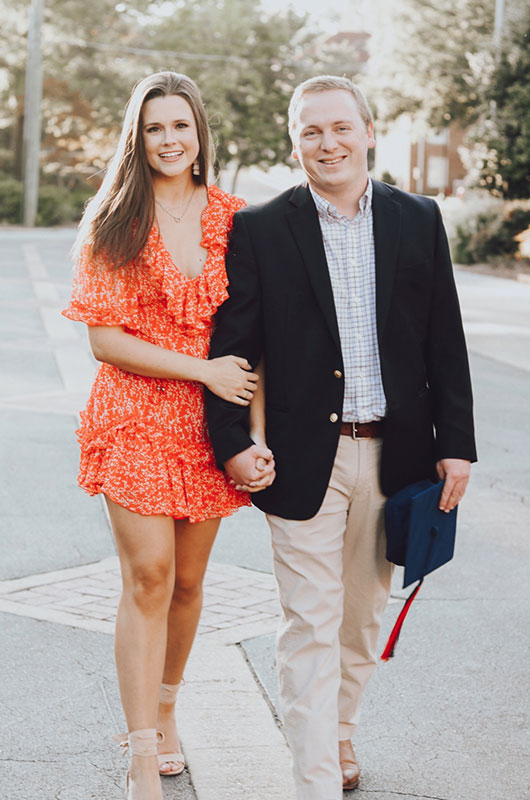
[
  {"left": 286, "top": 184, "right": 341, "bottom": 351},
  {"left": 372, "top": 180, "right": 402, "bottom": 340}
]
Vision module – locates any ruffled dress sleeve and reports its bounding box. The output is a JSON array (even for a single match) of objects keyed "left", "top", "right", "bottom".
[{"left": 62, "top": 245, "right": 139, "bottom": 329}]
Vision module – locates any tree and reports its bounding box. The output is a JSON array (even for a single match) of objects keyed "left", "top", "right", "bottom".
[
  {"left": 139, "top": 0, "right": 365, "bottom": 187},
  {"left": 3, "top": 0, "right": 366, "bottom": 205},
  {"left": 469, "top": 13, "right": 530, "bottom": 198},
  {"left": 368, "top": 0, "right": 495, "bottom": 129},
  {"left": 0, "top": 0, "right": 151, "bottom": 186},
  {"left": 0, "top": 1, "right": 29, "bottom": 179},
  {"left": 144, "top": 0, "right": 313, "bottom": 183},
  {"left": 361, "top": 0, "right": 529, "bottom": 199}
]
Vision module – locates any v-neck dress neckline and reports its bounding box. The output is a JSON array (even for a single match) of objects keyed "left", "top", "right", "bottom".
[{"left": 153, "top": 185, "right": 211, "bottom": 283}]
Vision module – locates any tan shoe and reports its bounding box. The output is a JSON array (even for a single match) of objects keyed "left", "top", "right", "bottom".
[
  {"left": 113, "top": 728, "right": 163, "bottom": 799},
  {"left": 157, "top": 681, "right": 185, "bottom": 776},
  {"left": 339, "top": 739, "right": 360, "bottom": 790}
]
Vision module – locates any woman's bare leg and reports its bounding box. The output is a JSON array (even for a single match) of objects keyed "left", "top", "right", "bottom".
[
  {"left": 157, "top": 516, "right": 220, "bottom": 771},
  {"left": 106, "top": 496, "right": 176, "bottom": 799}
]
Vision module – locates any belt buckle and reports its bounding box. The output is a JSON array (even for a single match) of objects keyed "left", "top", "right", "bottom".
[{"left": 351, "top": 422, "right": 369, "bottom": 440}]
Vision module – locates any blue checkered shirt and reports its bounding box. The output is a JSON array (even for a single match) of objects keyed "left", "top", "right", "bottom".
[{"left": 310, "top": 180, "right": 387, "bottom": 422}]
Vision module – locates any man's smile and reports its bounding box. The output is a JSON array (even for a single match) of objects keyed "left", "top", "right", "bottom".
[{"left": 319, "top": 156, "right": 347, "bottom": 165}]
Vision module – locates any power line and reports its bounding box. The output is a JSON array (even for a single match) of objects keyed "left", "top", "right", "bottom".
[
  {"left": 55, "top": 36, "right": 306, "bottom": 67},
  {"left": 48, "top": 36, "right": 473, "bottom": 76}
]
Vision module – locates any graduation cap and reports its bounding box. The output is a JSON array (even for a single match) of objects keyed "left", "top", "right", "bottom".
[{"left": 381, "top": 479, "right": 457, "bottom": 661}]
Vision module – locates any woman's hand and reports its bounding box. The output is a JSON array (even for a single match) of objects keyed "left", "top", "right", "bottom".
[
  {"left": 203, "top": 356, "right": 258, "bottom": 405},
  {"left": 225, "top": 444, "right": 276, "bottom": 493}
]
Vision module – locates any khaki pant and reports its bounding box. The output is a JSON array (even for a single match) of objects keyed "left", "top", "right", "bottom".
[{"left": 267, "top": 436, "right": 392, "bottom": 800}]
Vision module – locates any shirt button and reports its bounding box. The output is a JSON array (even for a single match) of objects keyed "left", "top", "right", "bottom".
[
  {"left": 334, "top": 370, "right": 343, "bottom": 379},
  {"left": 329, "top": 412, "right": 339, "bottom": 423}
]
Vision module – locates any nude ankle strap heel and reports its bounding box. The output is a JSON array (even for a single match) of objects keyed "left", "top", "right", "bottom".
[
  {"left": 113, "top": 728, "right": 164, "bottom": 756},
  {"left": 113, "top": 729, "right": 164, "bottom": 798},
  {"left": 158, "top": 681, "right": 185, "bottom": 776},
  {"left": 159, "top": 680, "right": 184, "bottom": 705}
]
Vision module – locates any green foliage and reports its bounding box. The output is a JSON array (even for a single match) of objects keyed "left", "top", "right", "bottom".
[
  {"left": 451, "top": 202, "right": 530, "bottom": 264},
  {"left": 471, "top": 15, "right": 530, "bottom": 199},
  {"left": 374, "top": 0, "right": 495, "bottom": 129},
  {"left": 0, "top": 178, "right": 22, "bottom": 223},
  {"left": 145, "top": 0, "right": 314, "bottom": 172},
  {"left": 380, "top": 170, "right": 397, "bottom": 186},
  {"left": 2, "top": 0, "right": 362, "bottom": 206},
  {"left": 374, "top": 1, "right": 529, "bottom": 201},
  {"left": 0, "top": 178, "right": 93, "bottom": 225},
  {"left": 34, "top": 184, "right": 93, "bottom": 226}
]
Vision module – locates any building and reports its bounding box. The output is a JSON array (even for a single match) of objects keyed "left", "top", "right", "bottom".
[{"left": 374, "top": 116, "right": 468, "bottom": 197}]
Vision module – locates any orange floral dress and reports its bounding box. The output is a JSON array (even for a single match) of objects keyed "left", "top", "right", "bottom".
[{"left": 62, "top": 185, "right": 250, "bottom": 522}]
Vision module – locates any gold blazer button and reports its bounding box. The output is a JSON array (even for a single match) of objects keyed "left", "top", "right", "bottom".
[
  {"left": 334, "top": 370, "right": 343, "bottom": 379},
  {"left": 329, "top": 412, "right": 339, "bottom": 423}
]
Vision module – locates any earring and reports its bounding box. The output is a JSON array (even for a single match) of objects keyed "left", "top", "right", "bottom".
[{"left": 192, "top": 160, "right": 200, "bottom": 176}]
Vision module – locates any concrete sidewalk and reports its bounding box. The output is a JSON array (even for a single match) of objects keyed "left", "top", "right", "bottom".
[{"left": 1, "top": 217, "right": 530, "bottom": 800}]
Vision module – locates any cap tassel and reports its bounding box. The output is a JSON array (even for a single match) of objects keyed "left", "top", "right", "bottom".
[{"left": 380, "top": 579, "right": 423, "bottom": 661}]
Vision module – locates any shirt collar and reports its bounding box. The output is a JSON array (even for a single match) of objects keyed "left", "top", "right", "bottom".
[{"left": 309, "top": 178, "right": 373, "bottom": 222}]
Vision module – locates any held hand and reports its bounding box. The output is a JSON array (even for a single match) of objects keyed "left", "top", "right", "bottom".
[
  {"left": 235, "top": 455, "right": 276, "bottom": 493},
  {"left": 203, "top": 356, "right": 258, "bottom": 405},
  {"left": 436, "top": 458, "right": 471, "bottom": 512},
  {"left": 225, "top": 445, "right": 276, "bottom": 493}
]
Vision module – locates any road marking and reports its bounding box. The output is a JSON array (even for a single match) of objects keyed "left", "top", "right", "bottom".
[
  {"left": 22, "top": 243, "right": 49, "bottom": 281},
  {"left": 18, "top": 241, "right": 95, "bottom": 399}
]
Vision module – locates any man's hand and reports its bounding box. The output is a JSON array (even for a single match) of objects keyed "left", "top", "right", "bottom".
[
  {"left": 224, "top": 445, "right": 276, "bottom": 493},
  {"left": 436, "top": 458, "right": 471, "bottom": 512}
]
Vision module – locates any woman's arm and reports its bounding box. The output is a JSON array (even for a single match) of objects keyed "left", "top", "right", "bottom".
[
  {"left": 232, "top": 358, "right": 275, "bottom": 492},
  {"left": 88, "top": 325, "right": 257, "bottom": 406},
  {"left": 249, "top": 359, "right": 267, "bottom": 446}
]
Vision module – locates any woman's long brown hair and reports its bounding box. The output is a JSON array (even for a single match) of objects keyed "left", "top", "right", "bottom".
[{"left": 73, "top": 71, "right": 214, "bottom": 269}]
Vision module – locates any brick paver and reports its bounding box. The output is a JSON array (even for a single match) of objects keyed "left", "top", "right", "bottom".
[{"left": 0, "top": 557, "right": 281, "bottom": 639}]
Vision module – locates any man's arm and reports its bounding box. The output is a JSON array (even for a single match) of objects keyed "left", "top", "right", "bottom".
[
  {"left": 426, "top": 201, "right": 477, "bottom": 510},
  {"left": 205, "top": 210, "right": 269, "bottom": 481}
]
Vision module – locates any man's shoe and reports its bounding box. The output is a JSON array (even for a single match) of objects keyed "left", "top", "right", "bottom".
[{"left": 338, "top": 739, "right": 360, "bottom": 790}]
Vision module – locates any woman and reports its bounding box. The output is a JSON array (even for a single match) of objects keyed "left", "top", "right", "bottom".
[{"left": 63, "top": 71, "right": 273, "bottom": 800}]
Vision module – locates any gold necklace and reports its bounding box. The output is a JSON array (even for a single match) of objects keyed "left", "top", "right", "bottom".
[{"left": 155, "top": 186, "right": 195, "bottom": 223}]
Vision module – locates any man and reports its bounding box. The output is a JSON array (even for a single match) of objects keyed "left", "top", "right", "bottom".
[{"left": 206, "top": 76, "right": 476, "bottom": 800}]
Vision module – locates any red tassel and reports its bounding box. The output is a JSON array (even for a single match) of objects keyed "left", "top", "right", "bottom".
[{"left": 380, "top": 579, "right": 423, "bottom": 661}]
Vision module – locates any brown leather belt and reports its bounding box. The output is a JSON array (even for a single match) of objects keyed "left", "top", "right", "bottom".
[{"left": 340, "top": 421, "right": 384, "bottom": 439}]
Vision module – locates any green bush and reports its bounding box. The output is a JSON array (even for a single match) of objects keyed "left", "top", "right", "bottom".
[
  {"left": 453, "top": 223, "right": 474, "bottom": 264},
  {"left": 451, "top": 202, "right": 530, "bottom": 264},
  {"left": 35, "top": 185, "right": 73, "bottom": 226},
  {"left": 505, "top": 207, "right": 530, "bottom": 239},
  {"left": 0, "top": 178, "right": 23, "bottom": 223},
  {"left": 0, "top": 179, "right": 93, "bottom": 226},
  {"left": 381, "top": 170, "right": 397, "bottom": 186}
]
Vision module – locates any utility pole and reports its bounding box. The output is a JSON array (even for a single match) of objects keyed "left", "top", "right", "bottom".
[
  {"left": 494, "top": 0, "right": 505, "bottom": 47},
  {"left": 22, "top": 0, "right": 45, "bottom": 227}
]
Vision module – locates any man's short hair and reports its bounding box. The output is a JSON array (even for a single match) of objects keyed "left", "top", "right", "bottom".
[{"left": 288, "top": 75, "right": 374, "bottom": 137}]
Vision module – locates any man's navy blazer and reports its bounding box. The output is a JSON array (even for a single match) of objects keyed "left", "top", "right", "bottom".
[{"left": 206, "top": 180, "right": 477, "bottom": 520}]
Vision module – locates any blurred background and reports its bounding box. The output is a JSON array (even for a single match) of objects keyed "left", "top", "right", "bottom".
[{"left": 1, "top": 0, "right": 529, "bottom": 271}]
